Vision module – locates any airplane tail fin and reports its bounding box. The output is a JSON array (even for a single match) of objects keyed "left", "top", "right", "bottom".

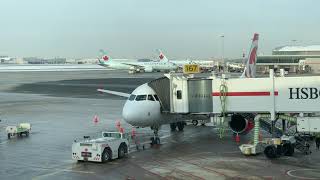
[
  {"left": 98, "top": 49, "right": 111, "bottom": 64},
  {"left": 241, "top": 33, "right": 259, "bottom": 78},
  {"left": 157, "top": 49, "right": 169, "bottom": 62}
]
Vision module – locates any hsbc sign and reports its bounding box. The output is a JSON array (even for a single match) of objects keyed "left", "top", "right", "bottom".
[
  {"left": 207, "top": 75, "right": 320, "bottom": 114},
  {"left": 289, "top": 88, "right": 320, "bottom": 99}
]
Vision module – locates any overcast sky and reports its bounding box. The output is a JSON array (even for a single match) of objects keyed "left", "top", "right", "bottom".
[{"left": 0, "top": 0, "right": 319, "bottom": 59}]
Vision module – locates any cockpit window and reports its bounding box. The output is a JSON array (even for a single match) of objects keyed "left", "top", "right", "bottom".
[
  {"left": 153, "top": 95, "right": 159, "bottom": 101},
  {"left": 135, "top": 95, "right": 147, "bottom": 101},
  {"left": 129, "top": 94, "right": 136, "bottom": 101},
  {"left": 147, "top": 95, "right": 155, "bottom": 101}
]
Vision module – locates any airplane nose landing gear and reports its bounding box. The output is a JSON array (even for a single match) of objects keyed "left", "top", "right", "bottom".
[{"left": 150, "top": 126, "right": 160, "bottom": 146}]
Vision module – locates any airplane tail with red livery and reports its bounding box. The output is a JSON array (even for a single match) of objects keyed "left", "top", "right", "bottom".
[
  {"left": 98, "top": 49, "right": 112, "bottom": 65},
  {"left": 157, "top": 49, "right": 169, "bottom": 62},
  {"left": 241, "top": 33, "right": 259, "bottom": 78}
]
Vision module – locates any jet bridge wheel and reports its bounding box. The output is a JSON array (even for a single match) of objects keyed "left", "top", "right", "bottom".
[{"left": 192, "top": 120, "right": 198, "bottom": 126}]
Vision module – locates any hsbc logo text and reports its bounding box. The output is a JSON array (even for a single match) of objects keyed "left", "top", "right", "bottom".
[{"left": 289, "top": 88, "right": 320, "bottom": 99}]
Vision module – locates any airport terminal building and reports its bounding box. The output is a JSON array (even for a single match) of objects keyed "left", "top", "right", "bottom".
[
  {"left": 23, "top": 57, "right": 67, "bottom": 64},
  {"left": 257, "top": 45, "right": 320, "bottom": 73},
  {"left": 272, "top": 45, "right": 320, "bottom": 55}
]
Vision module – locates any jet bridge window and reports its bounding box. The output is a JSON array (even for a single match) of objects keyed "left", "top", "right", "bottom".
[
  {"left": 177, "top": 90, "right": 182, "bottom": 99},
  {"left": 135, "top": 95, "right": 147, "bottom": 101},
  {"left": 147, "top": 95, "right": 155, "bottom": 101},
  {"left": 153, "top": 95, "right": 159, "bottom": 101},
  {"left": 129, "top": 94, "right": 136, "bottom": 101}
]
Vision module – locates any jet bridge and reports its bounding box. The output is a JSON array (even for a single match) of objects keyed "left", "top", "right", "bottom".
[{"left": 163, "top": 71, "right": 320, "bottom": 119}]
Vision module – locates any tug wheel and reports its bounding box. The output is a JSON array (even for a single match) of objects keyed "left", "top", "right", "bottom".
[
  {"left": 118, "top": 143, "right": 127, "bottom": 159},
  {"left": 102, "top": 148, "right": 112, "bottom": 162}
]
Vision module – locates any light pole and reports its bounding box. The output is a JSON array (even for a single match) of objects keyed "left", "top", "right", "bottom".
[{"left": 220, "top": 35, "right": 225, "bottom": 72}]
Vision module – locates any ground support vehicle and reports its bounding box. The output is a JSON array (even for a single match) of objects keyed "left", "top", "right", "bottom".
[
  {"left": 239, "top": 135, "right": 296, "bottom": 158},
  {"left": 72, "top": 131, "right": 129, "bottom": 163},
  {"left": 6, "top": 123, "right": 31, "bottom": 139}
]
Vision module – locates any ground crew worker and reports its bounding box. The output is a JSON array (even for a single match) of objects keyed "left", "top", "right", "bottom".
[{"left": 315, "top": 133, "right": 320, "bottom": 150}]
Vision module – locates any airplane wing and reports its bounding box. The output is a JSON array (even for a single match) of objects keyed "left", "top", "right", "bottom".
[{"left": 97, "top": 89, "right": 130, "bottom": 98}]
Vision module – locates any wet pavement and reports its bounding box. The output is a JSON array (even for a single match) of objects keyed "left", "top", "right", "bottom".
[{"left": 0, "top": 70, "right": 320, "bottom": 180}]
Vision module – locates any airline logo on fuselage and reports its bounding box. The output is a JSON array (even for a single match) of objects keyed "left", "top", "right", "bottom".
[{"left": 289, "top": 88, "right": 320, "bottom": 99}]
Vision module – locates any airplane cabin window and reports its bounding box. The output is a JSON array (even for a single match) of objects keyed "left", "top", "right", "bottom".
[
  {"left": 153, "top": 95, "right": 159, "bottom": 101},
  {"left": 135, "top": 95, "right": 147, "bottom": 101},
  {"left": 129, "top": 94, "right": 136, "bottom": 101},
  {"left": 147, "top": 95, "right": 155, "bottom": 101}
]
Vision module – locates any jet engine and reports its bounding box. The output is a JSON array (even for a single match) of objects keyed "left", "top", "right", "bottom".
[
  {"left": 229, "top": 114, "right": 254, "bottom": 134},
  {"left": 144, "top": 67, "right": 153, "bottom": 72}
]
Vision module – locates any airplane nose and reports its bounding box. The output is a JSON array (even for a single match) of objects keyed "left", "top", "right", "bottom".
[
  {"left": 122, "top": 101, "right": 138, "bottom": 125},
  {"left": 122, "top": 103, "right": 130, "bottom": 122}
]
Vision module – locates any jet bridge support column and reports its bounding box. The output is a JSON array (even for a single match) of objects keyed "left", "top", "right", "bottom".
[{"left": 282, "top": 119, "right": 286, "bottom": 134}]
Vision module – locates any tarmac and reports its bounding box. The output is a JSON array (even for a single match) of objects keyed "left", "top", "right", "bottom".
[{"left": 0, "top": 69, "right": 320, "bottom": 180}]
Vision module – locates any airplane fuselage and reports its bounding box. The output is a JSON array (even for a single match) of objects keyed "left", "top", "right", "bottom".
[{"left": 100, "top": 60, "right": 178, "bottom": 72}]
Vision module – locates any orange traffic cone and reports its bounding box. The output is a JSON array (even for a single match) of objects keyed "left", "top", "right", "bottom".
[
  {"left": 120, "top": 127, "right": 124, "bottom": 134},
  {"left": 131, "top": 128, "right": 136, "bottom": 137},
  {"left": 116, "top": 120, "right": 121, "bottom": 130},
  {"left": 235, "top": 133, "right": 240, "bottom": 143}
]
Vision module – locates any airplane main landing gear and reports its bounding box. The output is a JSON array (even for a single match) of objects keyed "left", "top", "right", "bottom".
[
  {"left": 170, "top": 122, "right": 185, "bottom": 131},
  {"left": 150, "top": 127, "right": 160, "bottom": 146},
  {"left": 170, "top": 123, "right": 177, "bottom": 131}
]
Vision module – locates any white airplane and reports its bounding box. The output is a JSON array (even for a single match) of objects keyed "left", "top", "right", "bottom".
[
  {"left": 0, "top": 56, "right": 13, "bottom": 62},
  {"left": 226, "top": 62, "right": 244, "bottom": 72},
  {"left": 158, "top": 53, "right": 216, "bottom": 71},
  {"left": 98, "top": 33, "right": 259, "bottom": 145},
  {"left": 98, "top": 50, "right": 178, "bottom": 73}
]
